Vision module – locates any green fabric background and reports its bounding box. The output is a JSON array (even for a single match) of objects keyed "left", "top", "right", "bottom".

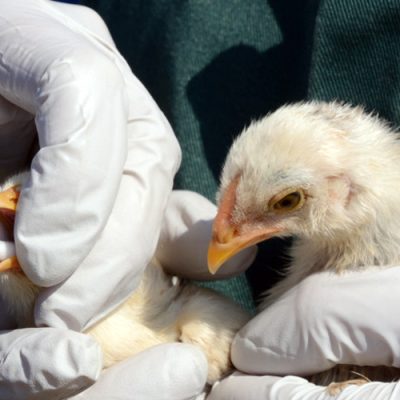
[{"left": 82, "top": 0, "right": 400, "bottom": 311}]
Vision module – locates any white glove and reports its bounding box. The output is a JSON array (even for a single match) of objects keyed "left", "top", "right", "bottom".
[
  {"left": 63, "top": 190, "right": 256, "bottom": 400},
  {"left": 0, "top": 319, "right": 207, "bottom": 400},
  {"left": 156, "top": 190, "right": 257, "bottom": 280},
  {"left": 0, "top": 325, "right": 101, "bottom": 400},
  {"left": 208, "top": 373, "right": 400, "bottom": 400},
  {"left": 68, "top": 343, "right": 208, "bottom": 400},
  {"left": 208, "top": 267, "right": 400, "bottom": 399},
  {"left": 0, "top": 188, "right": 255, "bottom": 399},
  {"left": 0, "top": 0, "right": 201, "bottom": 398},
  {"left": 2, "top": 0, "right": 181, "bottom": 329}
]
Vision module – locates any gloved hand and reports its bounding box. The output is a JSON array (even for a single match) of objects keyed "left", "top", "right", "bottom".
[
  {"left": 0, "top": 189, "right": 215, "bottom": 400},
  {"left": 68, "top": 343, "right": 208, "bottom": 400},
  {"left": 158, "top": 193, "right": 400, "bottom": 399},
  {"left": 62, "top": 189, "right": 256, "bottom": 400},
  {"left": 0, "top": 187, "right": 255, "bottom": 399},
  {"left": 207, "top": 267, "right": 400, "bottom": 399},
  {"left": 0, "top": 0, "right": 198, "bottom": 399},
  {"left": 0, "top": 320, "right": 208, "bottom": 400},
  {"left": 0, "top": 5, "right": 256, "bottom": 391},
  {"left": 156, "top": 190, "right": 257, "bottom": 280},
  {"left": 2, "top": 0, "right": 181, "bottom": 329}
]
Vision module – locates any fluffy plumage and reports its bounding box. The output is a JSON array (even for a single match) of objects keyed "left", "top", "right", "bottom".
[
  {"left": 0, "top": 173, "right": 250, "bottom": 385},
  {"left": 209, "top": 101, "right": 400, "bottom": 389}
]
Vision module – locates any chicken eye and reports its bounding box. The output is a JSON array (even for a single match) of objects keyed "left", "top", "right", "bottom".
[{"left": 270, "top": 190, "right": 305, "bottom": 213}]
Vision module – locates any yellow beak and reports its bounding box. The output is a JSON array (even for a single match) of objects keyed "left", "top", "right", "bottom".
[
  {"left": 207, "top": 224, "right": 281, "bottom": 274},
  {"left": 0, "top": 185, "right": 21, "bottom": 272},
  {"left": 0, "top": 256, "right": 20, "bottom": 272},
  {"left": 0, "top": 185, "right": 20, "bottom": 234},
  {"left": 208, "top": 175, "right": 282, "bottom": 274}
]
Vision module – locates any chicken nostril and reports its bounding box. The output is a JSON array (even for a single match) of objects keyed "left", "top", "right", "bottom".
[{"left": 216, "top": 226, "right": 237, "bottom": 244}]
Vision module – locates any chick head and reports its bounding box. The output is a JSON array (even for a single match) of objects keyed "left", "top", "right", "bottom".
[{"left": 208, "top": 102, "right": 400, "bottom": 273}]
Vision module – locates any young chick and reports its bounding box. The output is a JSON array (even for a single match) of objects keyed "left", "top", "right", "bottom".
[
  {"left": 208, "top": 101, "right": 400, "bottom": 390},
  {"left": 0, "top": 172, "right": 250, "bottom": 385}
]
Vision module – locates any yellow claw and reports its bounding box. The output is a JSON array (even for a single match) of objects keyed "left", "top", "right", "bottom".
[
  {"left": 0, "top": 185, "right": 20, "bottom": 239},
  {"left": 0, "top": 256, "right": 20, "bottom": 272}
]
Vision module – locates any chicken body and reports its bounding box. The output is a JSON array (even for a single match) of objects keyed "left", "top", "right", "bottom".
[
  {"left": 89, "top": 257, "right": 250, "bottom": 384},
  {"left": 209, "top": 102, "right": 400, "bottom": 388},
  {"left": 0, "top": 173, "right": 250, "bottom": 385}
]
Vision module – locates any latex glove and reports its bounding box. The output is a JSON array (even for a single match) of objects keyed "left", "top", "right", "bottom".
[
  {"left": 0, "top": 325, "right": 101, "bottom": 400},
  {"left": 0, "top": 316, "right": 207, "bottom": 400},
  {"left": 208, "top": 267, "right": 400, "bottom": 399},
  {"left": 0, "top": 247, "right": 101, "bottom": 399},
  {"left": 208, "top": 373, "right": 400, "bottom": 399},
  {"left": 63, "top": 190, "right": 256, "bottom": 400},
  {"left": 156, "top": 190, "right": 257, "bottom": 280},
  {"left": 1, "top": 188, "right": 256, "bottom": 400},
  {"left": 0, "top": 191, "right": 216, "bottom": 400},
  {"left": 68, "top": 343, "right": 208, "bottom": 400},
  {"left": 1, "top": 0, "right": 181, "bottom": 329},
  {"left": 0, "top": 0, "right": 188, "bottom": 398}
]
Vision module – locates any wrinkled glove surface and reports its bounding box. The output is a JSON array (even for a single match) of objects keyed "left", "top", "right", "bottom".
[
  {"left": 0, "top": 0, "right": 194, "bottom": 398},
  {"left": 208, "top": 268, "right": 400, "bottom": 399}
]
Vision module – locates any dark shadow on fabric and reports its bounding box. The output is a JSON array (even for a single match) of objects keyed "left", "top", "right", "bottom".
[{"left": 187, "top": 1, "right": 319, "bottom": 298}]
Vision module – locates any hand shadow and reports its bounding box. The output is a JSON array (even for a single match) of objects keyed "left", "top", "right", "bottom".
[{"left": 186, "top": 0, "right": 319, "bottom": 299}]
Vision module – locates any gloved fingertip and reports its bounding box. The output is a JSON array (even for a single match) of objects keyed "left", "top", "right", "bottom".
[
  {"left": 148, "top": 343, "right": 208, "bottom": 397},
  {"left": 71, "top": 343, "right": 207, "bottom": 400},
  {"left": 64, "top": 330, "right": 103, "bottom": 381},
  {"left": 15, "top": 235, "right": 76, "bottom": 287},
  {"left": 168, "top": 343, "right": 209, "bottom": 390},
  {"left": 38, "top": 329, "right": 102, "bottom": 391},
  {"left": 207, "top": 372, "right": 281, "bottom": 400},
  {"left": 0, "top": 240, "right": 16, "bottom": 260},
  {"left": 0, "top": 328, "right": 102, "bottom": 400}
]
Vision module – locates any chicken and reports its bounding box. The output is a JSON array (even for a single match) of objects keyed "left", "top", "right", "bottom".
[
  {"left": 0, "top": 172, "right": 250, "bottom": 385},
  {"left": 207, "top": 101, "right": 400, "bottom": 391}
]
